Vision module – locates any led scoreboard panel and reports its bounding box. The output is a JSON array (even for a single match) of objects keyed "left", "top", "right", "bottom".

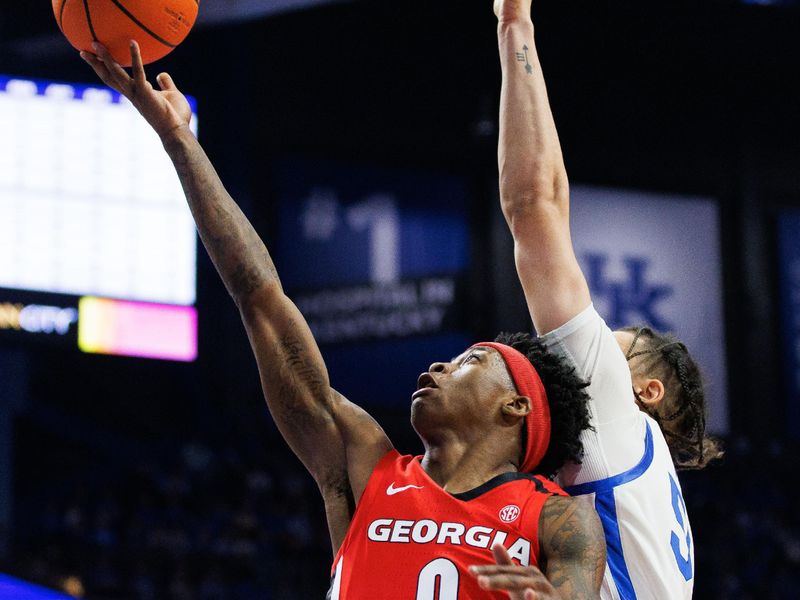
[{"left": 0, "top": 75, "right": 197, "bottom": 361}]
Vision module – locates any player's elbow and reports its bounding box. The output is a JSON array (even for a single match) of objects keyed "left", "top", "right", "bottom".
[
  {"left": 499, "top": 174, "right": 569, "bottom": 227},
  {"left": 235, "top": 280, "right": 286, "bottom": 321}
]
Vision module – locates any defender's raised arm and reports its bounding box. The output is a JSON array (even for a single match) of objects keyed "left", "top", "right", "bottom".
[
  {"left": 495, "top": 2, "right": 590, "bottom": 334},
  {"left": 80, "top": 43, "right": 392, "bottom": 544},
  {"left": 495, "top": 6, "right": 710, "bottom": 599}
]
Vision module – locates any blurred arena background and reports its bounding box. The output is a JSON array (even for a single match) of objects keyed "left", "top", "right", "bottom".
[{"left": 1, "top": 0, "right": 799, "bottom": 598}]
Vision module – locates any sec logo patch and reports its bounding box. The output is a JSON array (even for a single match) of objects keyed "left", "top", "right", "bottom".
[{"left": 499, "top": 504, "right": 520, "bottom": 523}]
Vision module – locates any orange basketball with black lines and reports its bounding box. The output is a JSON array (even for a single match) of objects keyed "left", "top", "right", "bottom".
[{"left": 53, "top": 0, "right": 198, "bottom": 67}]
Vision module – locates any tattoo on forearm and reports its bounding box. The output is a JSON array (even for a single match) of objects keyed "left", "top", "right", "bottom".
[
  {"left": 540, "top": 497, "right": 606, "bottom": 598},
  {"left": 229, "top": 260, "right": 274, "bottom": 301},
  {"left": 516, "top": 45, "right": 533, "bottom": 74},
  {"left": 276, "top": 328, "right": 332, "bottom": 430},
  {"left": 168, "top": 135, "right": 280, "bottom": 304}
]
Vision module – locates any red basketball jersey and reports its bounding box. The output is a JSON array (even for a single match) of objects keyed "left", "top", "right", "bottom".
[{"left": 328, "top": 450, "right": 566, "bottom": 599}]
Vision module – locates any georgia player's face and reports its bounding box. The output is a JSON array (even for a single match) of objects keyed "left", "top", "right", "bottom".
[{"left": 410, "top": 346, "right": 518, "bottom": 437}]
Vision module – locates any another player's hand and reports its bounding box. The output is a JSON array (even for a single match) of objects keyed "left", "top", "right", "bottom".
[
  {"left": 80, "top": 41, "right": 192, "bottom": 140},
  {"left": 493, "top": 0, "right": 532, "bottom": 24},
  {"left": 469, "top": 543, "right": 560, "bottom": 600}
]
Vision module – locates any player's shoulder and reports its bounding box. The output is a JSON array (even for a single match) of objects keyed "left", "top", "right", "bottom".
[
  {"left": 539, "top": 303, "right": 604, "bottom": 345},
  {"left": 539, "top": 494, "right": 595, "bottom": 525}
]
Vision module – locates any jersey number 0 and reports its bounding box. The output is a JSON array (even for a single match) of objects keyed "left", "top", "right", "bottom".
[
  {"left": 329, "top": 556, "right": 461, "bottom": 599},
  {"left": 416, "top": 558, "right": 459, "bottom": 599}
]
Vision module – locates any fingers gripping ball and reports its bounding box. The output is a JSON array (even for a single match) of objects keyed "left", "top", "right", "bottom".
[{"left": 53, "top": 0, "right": 199, "bottom": 67}]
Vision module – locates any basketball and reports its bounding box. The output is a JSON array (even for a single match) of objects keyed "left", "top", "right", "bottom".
[{"left": 52, "top": 0, "right": 199, "bottom": 67}]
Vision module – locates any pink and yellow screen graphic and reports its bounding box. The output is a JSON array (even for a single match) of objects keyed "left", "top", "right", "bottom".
[{"left": 78, "top": 297, "right": 197, "bottom": 362}]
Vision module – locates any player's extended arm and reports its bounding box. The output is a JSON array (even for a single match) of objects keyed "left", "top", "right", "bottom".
[
  {"left": 470, "top": 496, "right": 605, "bottom": 599},
  {"left": 80, "top": 42, "right": 392, "bottom": 509},
  {"left": 495, "top": 1, "right": 590, "bottom": 334}
]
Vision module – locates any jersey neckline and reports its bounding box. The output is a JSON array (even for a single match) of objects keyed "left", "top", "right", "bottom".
[
  {"left": 411, "top": 455, "right": 546, "bottom": 502},
  {"left": 451, "top": 471, "right": 544, "bottom": 501}
]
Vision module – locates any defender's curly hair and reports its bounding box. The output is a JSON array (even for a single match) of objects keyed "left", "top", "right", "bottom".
[
  {"left": 621, "top": 326, "right": 723, "bottom": 470},
  {"left": 494, "top": 331, "right": 592, "bottom": 478}
]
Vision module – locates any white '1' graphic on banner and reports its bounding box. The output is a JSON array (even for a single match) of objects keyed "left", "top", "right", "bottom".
[{"left": 302, "top": 190, "right": 400, "bottom": 284}]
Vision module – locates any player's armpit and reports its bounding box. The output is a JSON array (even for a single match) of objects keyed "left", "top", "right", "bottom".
[
  {"left": 316, "top": 389, "right": 392, "bottom": 553},
  {"left": 288, "top": 388, "right": 388, "bottom": 555},
  {"left": 316, "top": 460, "right": 356, "bottom": 554},
  {"left": 538, "top": 495, "right": 606, "bottom": 599},
  {"left": 330, "top": 389, "right": 394, "bottom": 504}
]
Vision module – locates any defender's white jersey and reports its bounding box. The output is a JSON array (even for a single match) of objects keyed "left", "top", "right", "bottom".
[{"left": 542, "top": 305, "right": 694, "bottom": 600}]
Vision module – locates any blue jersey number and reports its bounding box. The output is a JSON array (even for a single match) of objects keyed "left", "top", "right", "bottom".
[{"left": 669, "top": 473, "right": 693, "bottom": 581}]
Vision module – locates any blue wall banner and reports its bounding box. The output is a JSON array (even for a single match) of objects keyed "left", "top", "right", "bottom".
[
  {"left": 570, "top": 186, "right": 729, "bottom": 434},
  {"left": 777, "top": 211, "right": 800, "bottom": 438},
  {"left": 276, "top": 160, "right": 472, "bottom": 407}
]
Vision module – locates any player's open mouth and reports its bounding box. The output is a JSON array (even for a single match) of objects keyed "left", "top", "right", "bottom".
[
  {"left": 412, "top": 373, "right": 439, "bottom": 400},
  {"left": 412, "top": 388, "right": 435, "bottom": 400}
]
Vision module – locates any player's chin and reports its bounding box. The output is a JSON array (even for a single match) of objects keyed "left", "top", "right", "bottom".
[
  {"left": 411, "top": 394, "right": 438, "bottom": 421},
  {"left": 410, "top": 392, "right": 448, "bottom": 430},
  {"left": 410, "top": 390, "right": 441, "bottom": 420}
]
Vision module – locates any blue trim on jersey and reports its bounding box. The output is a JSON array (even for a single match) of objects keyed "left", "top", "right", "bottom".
[
  {"left": 595, "top": 491, "right": 638, "bottom": 600},
  {"left": 563, "top": 421, "right": 654, "bottom": 496},
  {"left": 563, "top": 421, "right": 655, "bottom": 600}
]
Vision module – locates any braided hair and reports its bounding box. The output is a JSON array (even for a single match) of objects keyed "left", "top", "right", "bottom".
[
  {"left": 621, "top": 326, "right": 723, "bottom": 470},
  {"left": 494, "top": 332, "right": 593, "bottom": 478}
]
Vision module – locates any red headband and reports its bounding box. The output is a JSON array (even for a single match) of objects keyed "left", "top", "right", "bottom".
[{"left": 472, "top": 342, "right": 551, "bottom": 473}]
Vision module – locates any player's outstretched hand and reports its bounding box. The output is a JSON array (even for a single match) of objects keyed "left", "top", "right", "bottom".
[
  {"left": 469, "top": 543, "right": 560, "bottom": 600},
  {"left": 493, "top": 0, "right": 532, "bottom": 24},
  {"left": 80, "top": 41, "right": 192, "bottom": 139}
]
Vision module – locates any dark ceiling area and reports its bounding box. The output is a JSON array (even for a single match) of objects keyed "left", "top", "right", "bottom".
[
  {"left": 1, "top": 0, "right": 799, "bottom": 437},
  {"left": 2, "top": 0, "right": 799, "bottom": 197}
]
